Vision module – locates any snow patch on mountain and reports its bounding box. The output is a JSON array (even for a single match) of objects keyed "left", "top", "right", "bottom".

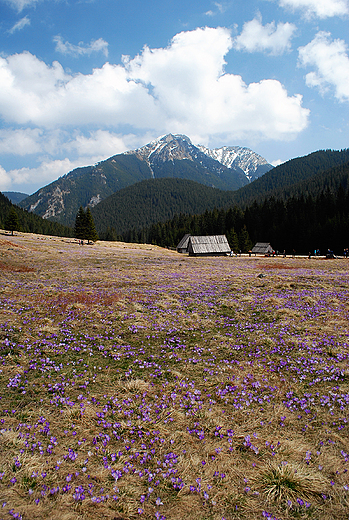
[{"left": 198, "top": 145, "right": 272, "bottom": 182}]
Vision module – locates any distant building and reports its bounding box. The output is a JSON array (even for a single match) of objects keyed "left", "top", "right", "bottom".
[
  {"left": 177, "top": 234, "right": 231, "bottom": 256},
  {"left": 251, "top": 242, "right": 274, "bottom": 255}
]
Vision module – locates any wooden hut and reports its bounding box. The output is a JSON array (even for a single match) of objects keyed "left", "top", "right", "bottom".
[
  {"left": 251, "top": 242, "right": 274, "bottom": 255},
  {"left": 187, "top": 235, "right": 231, "bottom": 256}
]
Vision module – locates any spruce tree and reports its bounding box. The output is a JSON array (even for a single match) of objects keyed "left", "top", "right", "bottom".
[
  {"left": 85, "top": 208, "right": 98, "bottom": 244},
  {"left": 5, "top": 207, "right": 20, "bottom": 236},
  {"left": 74, "top": 206, "right": 86, "bottom": 241}
]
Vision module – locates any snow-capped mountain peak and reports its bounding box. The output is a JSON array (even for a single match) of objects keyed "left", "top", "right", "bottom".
[
  {"left": 198, "top": 144, "right": 272, "bottom": 182},
  {"left": 131, "top": 134, "right": 195, "bottom": 160},
  {"left": 128, "top": 134, "right": 272, "bottom": 182}
]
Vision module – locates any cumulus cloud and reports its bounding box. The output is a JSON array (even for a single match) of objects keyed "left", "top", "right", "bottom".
[
  {"left": 278, "top": 0, "right": 349, "bottom": 18},
  {"left": 0, "top": 128, "right": 140, "bottom": 159},
  {"left": 53, "top": 36, "right": 109, "bottom": 58},
  {"left": 0, "top": 28, "right": 309, "bottom": 140},
  {"left": 0, "top": 128, "right": 42, "bottom": 155},
  {"left": 298, "top": 32, "right": 349, "bottom": 101},
  {"left": 0, "top": 51, "right": 160, "bottom": 127},
  {"left": 234, "top": 16, "right": 296, "bottom": 55},
  {"left": 4, "top": 0, "right": 39, "bottom": 12},
  {"left": 61, "top": 130, "right": 141, "bottom": 158},
  {"left": 125, "top": 27, "right": 309, "bottom": 139},
  {"left": 8, "top": 15, "right": 30, "bottom": 34}
]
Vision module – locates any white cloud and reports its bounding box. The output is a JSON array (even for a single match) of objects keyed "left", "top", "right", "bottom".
[
  {"left": 234, "top": 16, "right": 296, "bottom": 55},
  {"left": 0, "top": 127, "right": 140, "bottom": 159},
  {"left": 205, "top": 2, "right": 227, "bottom": 15},
  {"left": 53, "top": 36, "right": 109, "bottom": 58},
  {"left": 0, "top": 158, "right": 82, "bottom": 193},
  {"left": 271, "top": 158, "right": 285, "bottom": 167},
  {"left": 8, "top": 15, "right": 30, "bottom": 34},
  {"left": 125, "top": 27, "right": 309, "bottom": 139},
  {"left": 298, "top": 32, "right": 349, "bottom": 101},
  {"left": 278, "top": 0, "right": 349, "bottom": 18},
  {"left": 0, "top": 165, "right": 12, "bottom": 190},
  {"left": 0, "top": 51, "right": 160, "bottom": 127},
  {"left": 0, "top": 28, "right": 309, "bottom": 140},
  {"left": 213, "top": 2, "right": 227, "bottom": 13},
  {"left": 0, "top": 128, "right": 42, "bottom": 155},
  {"left": 62, "top": 130, "right": 140, "bottom": 158},
  {"left": 4, "top": 0, "right": 39, "bottom": 12}
]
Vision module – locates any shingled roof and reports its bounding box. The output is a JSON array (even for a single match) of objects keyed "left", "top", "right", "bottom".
[
  {"left": 187, "top": 235, "right": 230, "bottom": 256},
  {"left": 251, "top": 242, "right": 274, "bottom": 255}
]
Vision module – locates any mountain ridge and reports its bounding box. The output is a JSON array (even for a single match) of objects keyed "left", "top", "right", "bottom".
[{"left": 18, "top": 134, "right": 273, "bottom": 226}]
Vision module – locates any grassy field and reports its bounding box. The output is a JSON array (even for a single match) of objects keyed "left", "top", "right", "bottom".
[{"left": 0, "top": 232, "right": 348, "bottom": 520}]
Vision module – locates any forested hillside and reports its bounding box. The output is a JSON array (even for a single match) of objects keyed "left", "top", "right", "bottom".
[
  {"left": 0, "top": 192, "right": 73, "bottom": 237},
  {"left": 232, "top": 149, "right": 349, "bottom": 206},
  {"left": 91, "top": 178, "right": 236, "bottom": 238},
  {"left": 91, "top": 149, "right": 349, "bottom": 239},
  {"left": 121, "top": 161, "right": 349, "bottom": 255}
]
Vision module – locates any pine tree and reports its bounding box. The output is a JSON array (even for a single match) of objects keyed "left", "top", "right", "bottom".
[
  {"left": 5, "top": 207, "right": 20, "bottom": 236},
  {"left": 74, "top": 206, "right": 86, "bottom": 241},
  {"left": 85, "top": 208, "right": 98, "bottom": 244}
]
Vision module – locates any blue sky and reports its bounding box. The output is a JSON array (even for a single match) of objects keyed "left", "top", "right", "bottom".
[{"left": 0, "top": 0, "right": 348, "bottom": 194}]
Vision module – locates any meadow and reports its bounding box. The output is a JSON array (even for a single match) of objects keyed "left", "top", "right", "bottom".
[{"left": 0, "top": 233, "right": 348, "bottom": 520}]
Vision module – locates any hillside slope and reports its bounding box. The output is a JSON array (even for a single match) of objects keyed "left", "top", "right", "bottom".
[
  {"left": 232, "top": 149, "right": 349, "bottom": 206},
  {"left": 2, "top": 192, "right": 29, "bottom": 204},
  {"left": 91, "top": 177, "right": 236, "bottom": 236}
]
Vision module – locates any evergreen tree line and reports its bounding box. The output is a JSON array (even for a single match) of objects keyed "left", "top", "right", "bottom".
[{"left": 119, "top": 184, "right": 349, "bottom": 255}]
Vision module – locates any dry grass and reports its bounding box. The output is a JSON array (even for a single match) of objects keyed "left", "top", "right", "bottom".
[
  {"left": 255, "top": 462, "right": 327, "bottom": 504},
  {"left": 0, "top": 232, "right": 348, "bottom": 520}
]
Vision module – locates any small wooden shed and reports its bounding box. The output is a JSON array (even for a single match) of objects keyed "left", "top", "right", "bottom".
[
  {"left": 251, "top": 242, "right": 274, "bottom": 255},
  {"left": 186, "top": 235, "right": 231, "bottom": 256}
]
